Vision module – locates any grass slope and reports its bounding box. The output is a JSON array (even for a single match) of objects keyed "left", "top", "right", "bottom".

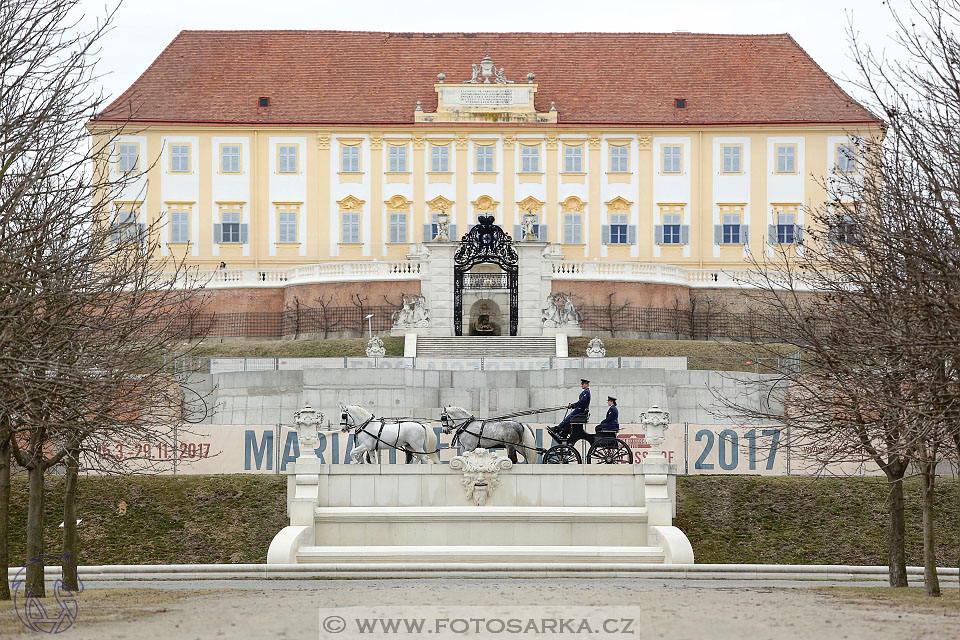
[
  {"left": 5, "top": 475, "right": 957, "bottom": 566},
  {"left": 189, "top": 337, "right": 405, "bottom": 358}
]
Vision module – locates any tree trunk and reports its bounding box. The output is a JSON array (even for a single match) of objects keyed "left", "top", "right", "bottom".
[
  {"left": 887, "top": 474, "right": 909, "bottom": 587},
  {"left": 25, "top": 464, "right": 46, "bottom": 598},
  {"left": 61, "top": 447, "right": 79, "bottom": 591},
  {"left": 0, "top": 436, "right": 11, "bottom": 600},
  {"left": 921, "top": 459, "right": 940, "bottom": 597}
]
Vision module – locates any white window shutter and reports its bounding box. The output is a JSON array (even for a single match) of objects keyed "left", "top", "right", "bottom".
[
  {"left": 423, "top": 223, "right": 433, "bottom": 241},
  {"left": 601, "top": 225, "right": 610, "bottom": 245},
  {"left": 213, "top": 223, "right": 222, "bottom": 244},
  {"left": 680, "top": 225, "right": 690, "bottom": 245},
  {"left": 714, "top": 225, "right": 723, "bottom": 245},
  {"left": 795, "top": 225, "right": 804, "bottom": 244},
  {"left": 240, "top": 224, "right": 249, "bottom": 244},
  {"left": 627, "top": 225, "right": 636, "bottom": 244},
  {"left": 539, "top": 224, "right": 548, "bottom": 241},
  {"left": 448, "top": 224, "right": 457, "bottom": 240},
  {"left": 768, "top": 224, "right": 777, "bottom": 245},
  {"left": 654, "top": 225, "right": 663, "bottom": 245},
  {"left": 514, "top": 224, "right": 522, "bottom": 240},
  {"left": 467, "top": 223, "right": 475, "bottom": 234},
  {"left": 741, "top": 225, "right": 749, "bottom": 244}
]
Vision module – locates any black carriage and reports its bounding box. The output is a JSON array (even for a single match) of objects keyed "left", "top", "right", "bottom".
[{"left": 542, "top": 411, "right": 634, "bottom": 465}]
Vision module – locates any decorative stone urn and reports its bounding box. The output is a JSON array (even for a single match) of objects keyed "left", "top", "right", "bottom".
[
  {"left": 586, "top": 336, "right": 606, "bottom": 357},
  {"left": 293, "top": 405, "right": 323, "bottom": 451},
  {"left": 365, "top": 336, "right": 386, "bottom": 357},
  {"left": 449, "top": 448, "right": 513, "bottom": 506},
  {"left": 639, "top": 405, "right": 670, "bottom": 458}
]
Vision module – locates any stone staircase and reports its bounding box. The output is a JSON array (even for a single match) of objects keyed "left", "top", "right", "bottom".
[{"left": 415, "top": 336, "right": 558, "bottom": 358}]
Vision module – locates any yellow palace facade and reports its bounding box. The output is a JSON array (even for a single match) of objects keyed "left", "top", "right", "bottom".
[{"left": 92, "top": 31, "right": 880, "bottom": 274}]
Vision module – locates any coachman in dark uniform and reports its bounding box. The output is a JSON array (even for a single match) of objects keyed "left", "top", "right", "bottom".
[
  {"left": 596, "top": 396, "right": 619, "bottom": 432},
  {"left": 548, "top": 379, "right": 590, "bottom": 440}
]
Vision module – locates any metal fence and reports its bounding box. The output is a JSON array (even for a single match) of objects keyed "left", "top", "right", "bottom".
[{"left": 166, "top": 304, "right": 822, "bottom": 341}]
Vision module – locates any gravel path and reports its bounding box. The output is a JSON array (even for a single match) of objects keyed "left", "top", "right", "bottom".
[{"left": 4, "top": 579, "right": 957, "bottom": 640}]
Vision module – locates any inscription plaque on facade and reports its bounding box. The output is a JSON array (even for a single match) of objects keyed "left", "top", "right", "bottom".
[{"left": 440, "top": 86, "right": 531, "bottom": 108}]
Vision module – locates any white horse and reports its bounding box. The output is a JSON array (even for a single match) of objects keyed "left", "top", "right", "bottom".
[
  {"left": 339, "top": 404, "right": 435, "bottom": 464},
  {"left": 441, "top": 406, "right": 539, "bottom": 464}
]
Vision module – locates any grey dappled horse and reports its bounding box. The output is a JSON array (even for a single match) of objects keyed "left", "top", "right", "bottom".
[{"left": 440, "top": 406, "right": 538, "bottom": 463}]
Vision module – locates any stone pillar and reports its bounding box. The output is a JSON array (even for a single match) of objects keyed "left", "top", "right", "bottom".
[
  {"left": 422, "top": 241, "right": 456, "bottom": 336},
  {"left": 516, "top": 241, "right": 550, "bottom": 336}
]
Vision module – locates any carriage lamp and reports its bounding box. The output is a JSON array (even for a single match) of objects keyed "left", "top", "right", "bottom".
[
  {"left": 294, "top": 404, "right": 323, "bottom": 447},
  {"left": 364, "top": 313, "right": 374, "bottom": 339},
  {"left": 639, "top": 405, "right": 670, "bottom": 456}
]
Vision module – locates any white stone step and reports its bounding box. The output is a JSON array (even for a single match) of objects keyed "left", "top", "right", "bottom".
[{"left": 296, "top": 545, "right": 666, "bottom": 564}]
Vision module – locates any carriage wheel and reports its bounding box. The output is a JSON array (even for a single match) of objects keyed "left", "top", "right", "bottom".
[
  {"left": 586, "top": 439, "right": 633, "bottom": 464},
  {"left": 542, "top": 444, "right": 582, "bottom": 464}
]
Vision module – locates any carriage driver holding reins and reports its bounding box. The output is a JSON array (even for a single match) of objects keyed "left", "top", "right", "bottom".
[{"left": 547, "top": 378, "right": 590, "bottom": 441}]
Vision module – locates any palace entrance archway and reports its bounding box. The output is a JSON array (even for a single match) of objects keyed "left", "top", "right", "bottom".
[{"left": 454, "top": 216, "right": 518, "bottom": 336}]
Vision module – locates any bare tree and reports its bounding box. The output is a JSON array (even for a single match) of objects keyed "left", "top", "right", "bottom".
[
  {"left": 0, "top": 0, "right": 207, "bottom": 598},
  {"left": 314, "top": 294, "right": 343, "bottom": 339}
]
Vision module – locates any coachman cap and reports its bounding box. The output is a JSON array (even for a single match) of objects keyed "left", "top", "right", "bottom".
[
  {"left": 580, "top": 379, "right": 590, "bottom": 384},
  {"left": 607, "top": 396, "right": 617, "bottom": 403}
]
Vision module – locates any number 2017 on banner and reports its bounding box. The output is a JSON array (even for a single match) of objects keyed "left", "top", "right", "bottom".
[{"left": 694, "top": 428, "right": 781, "bottom": 471}]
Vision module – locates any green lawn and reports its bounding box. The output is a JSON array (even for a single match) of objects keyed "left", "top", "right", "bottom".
[
  {"left": 188, "top": 337, "right": 405, "bottom": 358},
  {"left": 5, "top": 475, "right": 957, "bottom": 566}
]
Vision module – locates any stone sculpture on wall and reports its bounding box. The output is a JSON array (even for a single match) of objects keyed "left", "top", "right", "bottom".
[
  {"left": 449, "top": 448, "right": 514, "bottom": 506},
  {"left": 586, "top": 337, "right": 606, "bottom": 358},
  {"left": 392, "top": 294, "right": 430, "bottom": 329},
  {"left": 542, "top": 293, "right": 581, "bottom": 328}
]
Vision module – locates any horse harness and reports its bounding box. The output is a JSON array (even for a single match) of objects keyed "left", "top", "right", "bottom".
[{"left": 446, "top": 414, "right": 531, "bottom": 451}]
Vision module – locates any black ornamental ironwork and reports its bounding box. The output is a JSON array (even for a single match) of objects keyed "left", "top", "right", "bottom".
[{"left": 453, "top": 215, "right": 519, "bottom": 336}]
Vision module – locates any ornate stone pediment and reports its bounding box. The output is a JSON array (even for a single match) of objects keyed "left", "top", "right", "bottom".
[
  {"left": 561, "top": 196, "right": 586, "bottom": 213},
  {"left": 427, "top": 195, "right": 454, "bottom": 214},
  {"left": 517, "top": 196, "right": 545, "bottom": 214},
  {"left": 384, "top": 195, "right": 413, "bottom": 210},
  {"left": 337, "top": 195, "right": 365, "bottom": 212},
  {"left": 605, "top": 196, "right": 633, "bottom": 212},
  {"left": 472, "top": 195, "right": 499, "bottom": 214},
  {"left": 449, "top": 448, "right": 513, "bottom": 506}
]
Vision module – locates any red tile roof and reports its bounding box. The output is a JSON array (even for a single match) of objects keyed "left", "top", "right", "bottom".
[{"left": 94, "top": 31, "right": 879, "bottom": 127}]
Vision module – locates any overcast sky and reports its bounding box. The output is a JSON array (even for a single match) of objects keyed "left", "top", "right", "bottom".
[{"left": 82, "top": 0, "right": 903, "bottom": 104}]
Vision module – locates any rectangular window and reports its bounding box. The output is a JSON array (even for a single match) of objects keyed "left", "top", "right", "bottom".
[
  {"left": 722, "top": 212, "right": 741, "bottom": 244},
  {"left": 111, "top": 204, "right": 141, "bottom": 243},
  {"left": 475, "top": 145, "right": 494, "bottom": 172},
  {"left": 662, "top": 213, "right": 682, "bottom": 244},
  {"left": 220, "top": 144, "right": 241, "bottom": 174},
  {"left": 521, "top": 146, "right": 540, "bottom": 173},
  {"left": 564, "top": 145, "right": 583, "bottom": 173},
  {"left": 388, "top": 145, "right": 407, "bottom": 173},
  {"left": 170, "top": 210, "right": 190, "bottom": 244},
  {"left": 277, "top": 209, "right": 298, "bottom": 243},
  {"left": 389, "top": 212, "right": 407, "bottom": 244},
  {"left": 777, "top": 212, "right": 796, "bottom": 244},
  {"left": 662, "top": 145, "right": 682, "bottom": 174},
  {"left": 776, "top": 144, "right": 796, "bottom": 174},
  {"left": 563, "top": 213, "right": 583, "bottom": 244},
  {"left": 832, "top": 209, "right": 858, "bottom": 244},
  {"left": 118, "top": 143, "right": 139, "bottom": 173},
  {"left": 170, "top": 144, "right": 190, "bottom": 173},
  {"left": 278, "top": 145, "right": 298, "bottom": 174},
  {"left": 609, "top": 214, "right": 629, "bottom": 244},
  {"left": 341, "top": 212, "right": 360, "bottom": 244},
  {"left": 220, "top": 209, "right": 242, "bottom": 243},
  {"left": 341, "top": 145, "right": 360, "bottom": 173},
  {"left": 836, "top": 144, "right": 857, "bottom": 173},
  {"left": 431, "top": 145, "right": 449, "bottom": 172},
  {"left": 721, "top": 145, "right": 741, "bottom": 174},
  {"left": 609, "top": 145, "right": 629, "bottom": 173}
]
